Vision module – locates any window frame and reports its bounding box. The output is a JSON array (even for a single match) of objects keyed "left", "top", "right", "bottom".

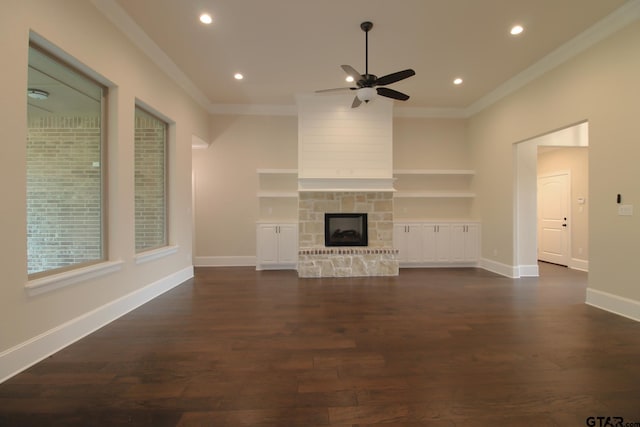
[{"left": 26, "top": 42, "right": 109, "bottom": 280}]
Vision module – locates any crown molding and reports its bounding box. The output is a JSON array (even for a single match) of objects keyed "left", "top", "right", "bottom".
[
  {"left": 208, "top": 104, "right": 298, "bottom": 116},
  {"left": 465, "top": 0, "right": 640, "bottom": 117},
  {"left": 90, "top": 0, "right": 211, "bottom": 110},
  {"left": 393, "top": 106, "right": 467, "bottom": 119}
]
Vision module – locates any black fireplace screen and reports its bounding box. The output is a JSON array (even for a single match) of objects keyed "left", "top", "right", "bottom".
[{"left": 324, "top": 213, "right": 368, "bottom": 246}]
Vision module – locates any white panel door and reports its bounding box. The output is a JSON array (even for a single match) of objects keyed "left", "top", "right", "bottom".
[{"left": 538, "top": 173, "right": 570, "bottom": 266}]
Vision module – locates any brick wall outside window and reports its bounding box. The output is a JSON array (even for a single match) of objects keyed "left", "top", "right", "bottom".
[
  {"left": 27, "top": 115, "right": 102, "bottom": 275},
  {"left": 134, "top": 109, "right": 167, "bottom": 252}
]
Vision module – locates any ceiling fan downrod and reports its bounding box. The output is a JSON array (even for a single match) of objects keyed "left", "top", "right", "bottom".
[{"left": 361, "top": 21, "right": 373, "bottom": 78}]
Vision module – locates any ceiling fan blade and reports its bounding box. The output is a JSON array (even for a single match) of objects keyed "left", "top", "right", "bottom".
[
  {"left": 377, "top": 87, "right": 410, "bottom": 101},
  {"left": 375, "top": 69, "right": 416, "bottom": 86},
  {"left": 315, "top": 87, "right": 355, "bottom": 93},
  {"left": 351, "top": 96, "right": 362, "bottom": 108},
  {"left": 341, "top": 65, "right": 362, "bottom": 81}
]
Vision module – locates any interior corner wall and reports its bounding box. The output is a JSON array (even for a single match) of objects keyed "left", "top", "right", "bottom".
[
  {"left": 192, "top": 114, "right": 298, "bottom": 265},
  {"left": 468, "top": 20, "right": 640, "bottom": 310},
  {"left": 0, "top": 0, "right": 209, "bottom": 380}
]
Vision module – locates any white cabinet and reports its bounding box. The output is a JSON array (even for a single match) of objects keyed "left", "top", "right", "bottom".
[
  {"left": 256, "top": 223, "right": 298, "bottom": 270},
  {"left": 423, "top": 223, "right": 451, "bottom": 263},
  {"left": 393, "top": 223, "right": 423, "bottom": 263},
  {"left": 394, "top": 221, "right": 480, "bottom": 267},
  {"left": 450, "top": 223, "right": 480, "bottom": 263}
]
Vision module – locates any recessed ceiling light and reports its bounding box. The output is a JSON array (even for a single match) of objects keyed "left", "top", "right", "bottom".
[
  {"left": 234, "top": 73, "right": 244, "bottom": 80},
  {"left": 345, "top": 76, "right": 355, "bottom": 83},
  {"left": 199, "top": 13, "right": 213, "bottom": 24},
  {"left": 510, "top": 25, "right": 524, "bottom": 36},
  {"left": 27, "top": 88, "right": 49, "bottom": 99},
  {"left": 453, "top": 78, "right": 463, "bottom": 85}
]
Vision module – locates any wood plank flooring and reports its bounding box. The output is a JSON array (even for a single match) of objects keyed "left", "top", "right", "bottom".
[{"left": 1, "top": 263, "right": 640, "bottom": 426}]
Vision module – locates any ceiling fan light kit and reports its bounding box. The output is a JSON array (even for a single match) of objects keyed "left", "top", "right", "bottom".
[
  {"left": 356, "top": 87, "right": 376, "bottom": 102},
  {"left": 316, "top": 21, "right": 415, "bottom": 108}
]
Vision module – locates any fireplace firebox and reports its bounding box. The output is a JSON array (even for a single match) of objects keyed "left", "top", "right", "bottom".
[{"left": 324, "top": 213, "right": 368, "bottom": 247}]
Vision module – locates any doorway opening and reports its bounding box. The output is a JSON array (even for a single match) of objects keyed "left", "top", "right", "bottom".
[{"left": 514, "top": 122, "right": 589, "bottom": 277}]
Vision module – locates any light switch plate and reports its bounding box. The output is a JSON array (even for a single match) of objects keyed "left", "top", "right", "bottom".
[{"left": 618, "top": 204, "right": 633, "bottom": 216}]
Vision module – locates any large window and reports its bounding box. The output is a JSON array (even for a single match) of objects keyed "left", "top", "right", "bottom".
[
  {"left": 134, "top": 106, "right": 167, "bottom": 252},
  {"left": 27, "top": 45, "right": 106, "bottom": 276}
]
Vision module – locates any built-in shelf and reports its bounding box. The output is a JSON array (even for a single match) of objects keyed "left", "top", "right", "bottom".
[
  {"left": 257, "top": 191, "right": 298, "bottom": 198},
  {"left": 394, "top": 191, "right": 476, "bottom": 198},
  {"left": 257, "top": 168, "right": 298, "bottom": 175},
  {"left": 257, "top": 169, "right": 299, "bottom": 222},
  {"left": 393, "top": 169, "right": 475, "bottom": 175},
  {"left": 393, "top": 169, "right": 475, "bottom": 200}
]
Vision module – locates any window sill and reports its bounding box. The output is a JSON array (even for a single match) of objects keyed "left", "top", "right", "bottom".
[
  {"left": 26, "top": 260, "right": 124, "bottom": 296},
  {"left": 135, "top": 245, "right": 179, "bottom": 265}
]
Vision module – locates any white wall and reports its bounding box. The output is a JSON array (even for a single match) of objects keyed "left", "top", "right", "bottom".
[
  {"left": 0, "top": 0, "right": 209, "bottom": 380},
  {"left": 469, "top": 20, "right": 640, "bottom": 318},
  {"left": 192, "top": 115, "right": 298, "bottom": 266},
  {"left": 192, "top": 115, "right": 470, "bottom": 263}
]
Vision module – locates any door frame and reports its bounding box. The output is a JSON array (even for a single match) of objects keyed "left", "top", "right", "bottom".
[{"left": 513, "top": 121, "right": 588, "bottom": 278}]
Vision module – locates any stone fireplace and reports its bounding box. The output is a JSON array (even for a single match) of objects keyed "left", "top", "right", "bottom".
[
  {"left": 295, "top": 94, "right": 398, "bottom": 278},
  {"left": 297, "top": 191, "right": 398, "bottom": 278}
]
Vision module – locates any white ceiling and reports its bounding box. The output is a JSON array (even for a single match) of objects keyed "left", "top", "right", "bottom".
[{"left": 106, "top": 0, "right": 633, "bottom": 114}]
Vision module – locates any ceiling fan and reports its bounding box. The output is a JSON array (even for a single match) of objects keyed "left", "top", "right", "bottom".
[{"left": 316, "top": 21, "right": 416, "bottom": 108}]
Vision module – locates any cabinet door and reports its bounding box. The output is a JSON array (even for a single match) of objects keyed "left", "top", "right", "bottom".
[
  {"left": 451, "top": 224, "right": 479, "bottom": 262},
  {"left": 434, "top": 224, "right": 451, "bottom": 262},
  {"left": 393, "top": 224, "right": 409, "bottom": 262},
  {"left": 463, "top": 224, "right": 480, "bottom": 262},
  {"left": 257, "top": 224, "right": 279, "bottom": 265},
  {"left": 277, "top": 224, "right": 298, "bottom": 263},
  {"left": 394, "top": 224, "right": 422, "bottom": 263},
  {"left": 423, "top": 224, "right": 450, "bottom": 262},
  {"left": 406, "top": 224, "right": 423, "bottom": 263},
  {"left": 422, "top": 224, "right": 437, "bottom": 262},
  {"left": 450, "top": 224, "right": 466, "bottom": 262}
]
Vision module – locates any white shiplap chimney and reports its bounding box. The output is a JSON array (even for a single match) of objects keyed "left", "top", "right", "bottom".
[{"left": 296, "top": 93, "right": 394, "bottom": 192}]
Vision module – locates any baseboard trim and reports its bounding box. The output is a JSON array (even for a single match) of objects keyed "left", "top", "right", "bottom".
[
  {"left": 586, "top": 288, "right": 640, "bottom": 322},
  {"left": 570, "top": 258, "right": 589, "bottom": 272},
  {"left": 0, "top": 266, "right": 193, "bottom": 384},
  {"left": 478, "top": 258, "right": 519, "bottom": 278},
  {"left": 194, "top": 256, "right": 256, "bottom": 267}
]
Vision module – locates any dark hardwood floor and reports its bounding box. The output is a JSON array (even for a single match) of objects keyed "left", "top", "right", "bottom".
[{"left": 1, "top": 263, "right": 639, "bottom": 426}]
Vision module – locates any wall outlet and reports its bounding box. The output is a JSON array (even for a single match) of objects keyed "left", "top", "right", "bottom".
[{"left": 618, "top": 204, "right": 633, "bottom": 216}]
